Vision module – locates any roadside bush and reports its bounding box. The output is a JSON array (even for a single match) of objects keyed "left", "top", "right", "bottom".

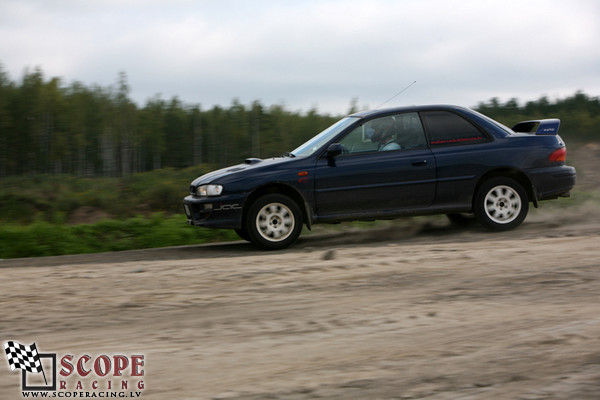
[{"left": 0, "top": 166, "right": 212, "bottom": 223}]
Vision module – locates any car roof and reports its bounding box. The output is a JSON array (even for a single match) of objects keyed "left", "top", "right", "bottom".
[{"left": 349, "top": 104, "right": 470, "bottom": 118}]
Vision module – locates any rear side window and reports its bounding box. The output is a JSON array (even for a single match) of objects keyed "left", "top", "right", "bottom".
[{"left": 421, "top": 111, "right": 489, "bottom": 147}]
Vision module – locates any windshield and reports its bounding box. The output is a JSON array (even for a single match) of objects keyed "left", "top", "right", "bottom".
[{"left": 291, "top": 117, "right": 359, "bottom": 157}]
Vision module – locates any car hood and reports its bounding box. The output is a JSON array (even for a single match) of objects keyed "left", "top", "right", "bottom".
[{"left": 191, "top": 157, "right": 296, "bottom": 186}]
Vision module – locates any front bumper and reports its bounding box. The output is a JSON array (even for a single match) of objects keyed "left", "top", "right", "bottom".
[
  {"left": 527, "top": 165, "right": 576, "bottom": 200},
  {"left": 183, "top": 194, "right": 245, "bottom": 230}
]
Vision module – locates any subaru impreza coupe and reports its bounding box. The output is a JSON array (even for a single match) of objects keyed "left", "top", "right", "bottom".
[{"left": 183, "top": 105, "right": 576, "bottom": 249}]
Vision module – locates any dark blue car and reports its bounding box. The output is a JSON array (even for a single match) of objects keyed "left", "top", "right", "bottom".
[{"left": 183, "top": 105, "right": 576, "bottom": 249}]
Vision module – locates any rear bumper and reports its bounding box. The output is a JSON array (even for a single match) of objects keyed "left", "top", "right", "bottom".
[
  {"left": 527, "top": 165, "right": 576, "bottom": 200},
  {"left": 183, "top": 194, "right": 245, "bottom": 230}
]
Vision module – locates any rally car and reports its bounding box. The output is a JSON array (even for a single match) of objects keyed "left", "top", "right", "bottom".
[{"left": 184, "top": 105, "right": 576, "bottom": 249}]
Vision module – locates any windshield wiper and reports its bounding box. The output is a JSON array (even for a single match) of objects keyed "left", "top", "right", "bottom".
[{"left": 282, "top": 152, "right": 296, "bottom": 158}]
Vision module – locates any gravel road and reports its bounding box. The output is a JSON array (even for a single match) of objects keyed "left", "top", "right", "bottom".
[{"left": 1, "top": 201, "right": 599, "bottom": 399}]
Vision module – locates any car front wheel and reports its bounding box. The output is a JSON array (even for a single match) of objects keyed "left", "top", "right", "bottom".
[
  {"left": 474, "top": 177, "right": 529, "bottom": 231},
  {"left": 235, "top": 228, "right": 251, "bottom": 242},
  {"left": 246, "top": 194, "right": 303, "bottom": 250}
]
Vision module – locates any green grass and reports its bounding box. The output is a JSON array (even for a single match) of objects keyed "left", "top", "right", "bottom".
[
  {"left": 0, "top": 167, "right": 597, "bottom": 259},
  {"left": 1, "top": 194, "right": 597, "bottom": 259},
  {"left": 0, "top": 167, "right": 243, "bottom": 258},
  {"left": 0, "top": 213, "right": 238, "bottom": 259}
]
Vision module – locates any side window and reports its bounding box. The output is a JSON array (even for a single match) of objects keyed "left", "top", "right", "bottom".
[
  {"left": 338, "top": 123, "right": 379, "bottom": 154},
  {"left": 394, "top": 112, "right": 427, "bottom": 149},
  {"left": 338, "top": 112, "right": 427, "bottom": 154},
  {"left": 421, "top": 111, "right": 488, "bottom": 147}
]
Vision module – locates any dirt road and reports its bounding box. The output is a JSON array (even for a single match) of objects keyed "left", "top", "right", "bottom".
[{"left": 1, "top": 202, "right": 600, "bottom": 399}]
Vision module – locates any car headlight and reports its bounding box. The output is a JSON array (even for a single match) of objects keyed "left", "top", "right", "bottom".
[{"left": 198, "top": 184, "right": 223, "bottom": 197}]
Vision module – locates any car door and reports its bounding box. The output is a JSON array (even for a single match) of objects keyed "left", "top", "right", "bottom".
[
  {"left": 313, "top": 112, "right": 436, "bottom": 218},
  {"left": 420, "top": 110, "right": 494, "bottom": 207}
]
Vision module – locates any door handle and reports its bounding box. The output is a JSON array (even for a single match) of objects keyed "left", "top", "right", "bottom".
[{"left": 411, "top": 160, "right": 428, "bottom": 167}]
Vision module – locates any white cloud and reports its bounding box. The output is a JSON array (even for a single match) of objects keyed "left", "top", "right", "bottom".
[{"left": 1, "top": 0, "right": 598, "bottom": 113}]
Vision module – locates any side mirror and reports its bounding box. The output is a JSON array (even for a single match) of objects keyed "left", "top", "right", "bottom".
[{"left": 326, "top": 143, "right": 343, "bottom": 158}]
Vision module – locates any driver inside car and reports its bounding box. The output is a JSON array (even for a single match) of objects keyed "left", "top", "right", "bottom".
[{"left": 367, "top": 117, "right": 401, "bottom": 151}]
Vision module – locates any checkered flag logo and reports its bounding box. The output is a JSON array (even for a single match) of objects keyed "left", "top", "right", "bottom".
[{"left": 4, "top": 341, "right": 46, "bottom": 381}]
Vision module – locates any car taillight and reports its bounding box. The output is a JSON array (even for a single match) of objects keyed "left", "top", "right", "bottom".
[{"left": 549, "top": 147, "right": 566, "bottom": 162}]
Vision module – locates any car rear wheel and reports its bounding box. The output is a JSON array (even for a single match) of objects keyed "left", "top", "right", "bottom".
[
  {"left": 246, "top": 194, "right": 303, "bottom": 250},
  {"left": 474, "top": 177, "right": 529, "bottom": 231}
]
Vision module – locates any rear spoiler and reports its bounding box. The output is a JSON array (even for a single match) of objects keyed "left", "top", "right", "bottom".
[{"left": 512, "top": 119, "right": 560, "bottom": 135}]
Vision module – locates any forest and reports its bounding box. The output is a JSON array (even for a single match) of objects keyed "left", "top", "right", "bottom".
[
  {"left": 1, "top": 65, "right": 599, "bottom": 257},
  {"left": 1, "top": 64, "right": 599, "bottom": 178},
  {"left": 0, "top": 66, "right": 338, "bottom": 177}
]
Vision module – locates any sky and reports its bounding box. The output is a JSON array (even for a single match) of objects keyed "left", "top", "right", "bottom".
[{"left": 1, "top": 0, "right": 599, "bottom": 115}]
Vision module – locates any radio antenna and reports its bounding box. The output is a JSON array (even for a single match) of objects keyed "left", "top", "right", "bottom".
[{"left": 375, "top": 80, "right": 417, "bottom": 109}]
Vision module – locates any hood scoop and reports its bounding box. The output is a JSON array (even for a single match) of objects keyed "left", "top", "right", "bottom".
[{"left": 245, "top": 158, "right": 263, "bottom": 165}]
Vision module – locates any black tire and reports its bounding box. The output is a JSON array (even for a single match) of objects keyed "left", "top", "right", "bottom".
[
  {"left": 235, "top": 228, "right": 251, "bottom": 242},
  {"left": 474, "top": 177, "right": 529, "bottom": 231},
  {"left": 246, "top": 194, "right": 303, "bottom": 250}
]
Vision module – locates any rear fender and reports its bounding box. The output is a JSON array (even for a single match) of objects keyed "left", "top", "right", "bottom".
[{"left": 474, "top": 169, "right": 537, "bottom": 208}]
